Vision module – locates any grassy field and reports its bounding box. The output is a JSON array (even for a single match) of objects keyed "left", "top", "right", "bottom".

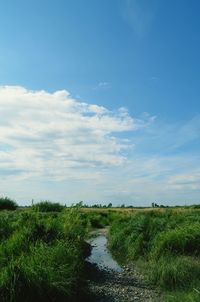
[{"left": 0, "top": 200, "right": 200, "bottom": 301}]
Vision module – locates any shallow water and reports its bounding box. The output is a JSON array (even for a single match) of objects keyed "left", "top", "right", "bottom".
[{"left": 87, "top": 232, "right": 123, "bottom": 272}]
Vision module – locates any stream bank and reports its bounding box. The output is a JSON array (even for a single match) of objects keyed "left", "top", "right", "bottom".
[{"left": 86, "top": 229, "right": 162, "bottom": 302}]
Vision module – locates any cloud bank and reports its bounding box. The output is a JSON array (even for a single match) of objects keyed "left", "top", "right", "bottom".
[
  {"left": 0, "top": 86, "right": 149, "bottom": 182},
  {"left": 0, "top": 86, "right": 200, "bottom": 205}
]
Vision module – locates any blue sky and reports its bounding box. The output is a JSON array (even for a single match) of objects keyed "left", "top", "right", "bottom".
[{"left": 0, "top": 0, "right": 200, "bottom": 205}]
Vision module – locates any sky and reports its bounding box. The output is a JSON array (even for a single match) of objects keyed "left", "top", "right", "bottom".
[{"left": 0, "top": 0, "right": 200, "bottom": 206}]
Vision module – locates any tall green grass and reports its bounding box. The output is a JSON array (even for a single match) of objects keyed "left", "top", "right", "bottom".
[
  {"left": 0, "top": 208, "right": 90, "bottom": 301},
  {"left": 82, "top": 210, "right": 122, "bottom": 229},
  {"left": 108, "top": 209, "right": 200, "bottom": 300}
]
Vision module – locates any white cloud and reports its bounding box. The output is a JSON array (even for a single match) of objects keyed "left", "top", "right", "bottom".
[
  {"left": 1, "top": 85, "right": 199, "bottom": 206},
  {"left": 0, "top": 86, "right": 150, "bottom": 183}
]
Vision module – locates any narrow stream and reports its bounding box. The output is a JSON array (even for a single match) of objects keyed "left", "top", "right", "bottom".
[{"left": 87, "top": 229, "right": 123, "bottom": 272}]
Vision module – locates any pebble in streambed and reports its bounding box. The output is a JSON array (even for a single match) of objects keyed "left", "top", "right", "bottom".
[{"left": 86, "top": 229, "right": 162, "bottom": 302}]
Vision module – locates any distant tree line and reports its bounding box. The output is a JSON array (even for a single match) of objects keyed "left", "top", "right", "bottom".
[
  {"left": 71, "top": 201, "right": 113, "bottom": 208},
  {"left": 72, "top": 201, "right": 142, "bottom": 208},
  {"left": 1, "top": 196, "right": 200, "bottom": 211},
  {"left": 151, "top": 202, "right": 169, "bottom": 208}
]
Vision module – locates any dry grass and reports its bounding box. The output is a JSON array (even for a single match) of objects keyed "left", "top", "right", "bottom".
[{"left": 81, "top": 207, "right": 197, "bottom": 213}]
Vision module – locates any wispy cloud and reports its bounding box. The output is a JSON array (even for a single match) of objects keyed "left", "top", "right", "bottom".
[
  {"left": 92, "top": 81, "right": 111, "bottom": 90},
  {"left": 168, "top": 171, "right": 200, "bottom": 190},
  {"left": 122, "top": 0, "right": 158, "bottom": 36}
]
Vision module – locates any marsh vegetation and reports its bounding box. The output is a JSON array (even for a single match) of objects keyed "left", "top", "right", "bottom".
[
  {"left": 0, "top": 198, "right": 199, "bottom": 301},
  {"left": 0, "top": 204, "right": 90, "bottom": 301},
  {"left": 109, "top": 209, "right": 200, "bottom": 301}
]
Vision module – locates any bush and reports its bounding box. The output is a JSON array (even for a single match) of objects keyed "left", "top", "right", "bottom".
[
  {"left": 32, "top": 201, "right": 64, "bottom": 212},
  {"left": 0, "top": 197, "right": 18, "bottom": 211}
]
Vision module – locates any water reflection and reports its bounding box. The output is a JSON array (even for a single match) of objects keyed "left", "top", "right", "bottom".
[{"left": 87, "top": 234, "right": 123, "bottom": 272}]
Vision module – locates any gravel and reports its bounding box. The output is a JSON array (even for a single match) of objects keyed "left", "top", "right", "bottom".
[{"left": 86, "top": 261, "right": 162, "bottom": 301}]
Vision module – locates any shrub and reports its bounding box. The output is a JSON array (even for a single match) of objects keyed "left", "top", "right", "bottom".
[
  {"left": 32, "top": 201, "right": 64, "bottom": 212},
  {"left": 0, "top": 197, "right": 18, "bottom": 211}
]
